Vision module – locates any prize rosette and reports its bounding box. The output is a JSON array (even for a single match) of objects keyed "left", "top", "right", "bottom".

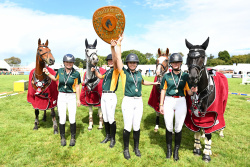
[{"left": 93, "top": 6, "right": 125, "bottom": 44}]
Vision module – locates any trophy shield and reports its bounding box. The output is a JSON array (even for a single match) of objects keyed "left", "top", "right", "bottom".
[{"left": 93, "top": 6, "right": 125, "bottom": 44}]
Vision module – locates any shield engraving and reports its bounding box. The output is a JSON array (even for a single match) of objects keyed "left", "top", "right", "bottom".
[{"left": 93, "top": 6, "right": 125, "bottom": 44}]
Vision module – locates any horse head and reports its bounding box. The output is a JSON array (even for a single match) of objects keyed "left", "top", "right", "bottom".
[
  {"left": 85, "top": 39, "right": 99, "bottom": 66},
  {"left": 185, "top": 37, "right": 209, "bottom": 86},
  {"left": 156, "top": 48, "right": 169, "bottom": 78},
  {"left": 37, "top": 38, "right": 55, "bottom": 65}
]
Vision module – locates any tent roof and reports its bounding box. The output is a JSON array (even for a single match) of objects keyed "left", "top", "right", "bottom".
[{"left": 0, "top": 60, "right": 11, "bottom": 71}]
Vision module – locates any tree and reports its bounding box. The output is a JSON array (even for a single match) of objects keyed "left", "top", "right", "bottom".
[
  {"left": 74, "top": 58, "right": 86, "bottom": 69},
  {"left": 208, "top": 54, "right": 214, "bottom": 60},
  {"left": 78, "top": 62, "right": 83, "bottom": 68},
  {"left": 4, "top": 56, "right": 21, "bottom": 64},
  {"left": 145, "top": 53, "right": 153, "bottom": 60},
  {"left": 207, "top": 58, "right": 225, "bottom": 66},
  {"left": 147, "top": 57, "right": 156, "bottom": 64},
  {"left": 218, "top": 50, "right": 230, "bottom": 63},
  {"left": 97, "top": 56, "right": 106, "bottom": 67}
]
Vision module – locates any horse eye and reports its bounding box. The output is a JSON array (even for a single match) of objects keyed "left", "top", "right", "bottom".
[{"left": 39, "top": 49, "right": 42, "bottom": 52}]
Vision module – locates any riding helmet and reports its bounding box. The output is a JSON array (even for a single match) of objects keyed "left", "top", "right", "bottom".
[
  {"left": 125, "top": 53, "right": 139, "bottom": 63},
  {"left": 106, "top": 54, "right": 112, "bottom": 61},
  {"left": 169, "top": 53, "right": 183, "bottom": 63},
  {"left": 63, "top": 54, "right": 75, "bottom": 63}
]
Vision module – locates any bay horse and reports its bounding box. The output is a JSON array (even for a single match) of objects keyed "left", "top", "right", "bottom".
[
  {"left": 184, "top": 37, "right": 228, "bottom": 162},
  {"left": 27, "top": 39, "right": 58, "bottom": 134},
  {"left": 148, "top": 48, "right": 169, "bottom": 132},
  {"left": 80, "top": 39, "right": 106, "bottom": 130}
]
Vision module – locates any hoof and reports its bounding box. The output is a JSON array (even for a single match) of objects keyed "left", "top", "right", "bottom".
[
  {"left": 88, "top": 128, "right": 92, "bottom": 131},
  {"left": 33, "top": 127, "right": 38, "bottom": 130},
  {"left": 54, "top": 130, "right": 58, "bottom": 134},
  {"left": 98, "top": 127, "right": 103, "bottom": 130},
  {"left": 202, "top": 154, "right": 211, "bottom": 162},
  {"left": 193, "top": 148, "right": 201, "bottom": 156}
]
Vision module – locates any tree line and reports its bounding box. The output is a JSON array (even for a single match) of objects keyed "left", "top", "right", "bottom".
[{"left": 4, "top": 50, "right": 250, "bottom": 68}]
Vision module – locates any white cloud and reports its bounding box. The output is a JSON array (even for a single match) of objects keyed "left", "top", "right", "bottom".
[
  {"left": 0, "top": 1, "right": 112, "bottom": 65},
  {"left": 134, "top": 0, "right": 176, "bottom": 9}
]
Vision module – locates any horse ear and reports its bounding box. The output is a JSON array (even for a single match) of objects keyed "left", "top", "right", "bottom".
[
  {"left": 158, "top": 48, "right": 161, "bottom": 56},
  {"left": 185, "top": 39, "right": 193, "bottom": 49},
  {"left": 85, "top": 39, "right": 89, "bottom": 48},
  {"left": 38, "top": 38, "right": 41, "bottom": 46},
  {"left": 45, "top": 40, "right": 48, "bottom": 46},
  {"left": 93, "top": 39, "right": 97, "bottom": 48},
  {"left": 201, "top": 37, "right": 209, "bottom": 50},
  {"left": 166, "top": 48, "right": 169, "bottom": 56}
]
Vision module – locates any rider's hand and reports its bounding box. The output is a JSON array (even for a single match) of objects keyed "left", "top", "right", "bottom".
[
  {"left": 117, "top": 33, "right": 124, "bottom": 44},
  {"left": 110, "top": 39, "right": 117, "bottom": 47},
  {"left": 77, "top": 100, "right": 81, "bottom": 107},
  {"left": 191, "top": 86, "right": 198, "bottom": 93},
  {"left": 91, "top": 67, "right": 95, "bottom": 72},
  {"left": 159, "top": 106, "right": 164, "bottom": 114},
  {"left": 43, "top": 68, "right": 48, "bottom": 73}
]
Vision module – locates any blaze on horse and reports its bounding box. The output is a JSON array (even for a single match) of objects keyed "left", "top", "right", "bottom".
[
  {"left": 184, "top": 37, "right": 228, "bottom": 162},
  {"left": 80, "top": 39, "right": 106, "bottom": 130},
  {"left": 148, "top": 48, "right": 169, "bottom": 132},
  {"left": 27, "top": 39, "right": 58, "bottom": 134}
]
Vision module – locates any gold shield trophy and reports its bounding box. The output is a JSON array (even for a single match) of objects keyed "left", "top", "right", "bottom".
[{"left": 93, "top": 6, "right": 125, "bottom": 44}]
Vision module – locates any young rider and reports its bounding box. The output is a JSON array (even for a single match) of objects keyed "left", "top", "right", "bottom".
[
  {"left": 43, "top": 54, "right": 81, "bottom": 147},
  {"left": 159, "top": 53, "right": 197, "bottom": 161}
]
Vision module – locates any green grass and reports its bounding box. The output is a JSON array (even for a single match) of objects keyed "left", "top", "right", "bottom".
[{"left": 0, "top": 75, "right": 249, "bottom": 166}]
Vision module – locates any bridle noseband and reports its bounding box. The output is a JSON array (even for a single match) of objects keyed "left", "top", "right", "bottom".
[{"left": 156, "top": 59, "right": 168, "bottom": 76}]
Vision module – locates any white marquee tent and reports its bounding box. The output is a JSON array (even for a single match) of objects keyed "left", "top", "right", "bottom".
[{"left": 0, "top": 60, "right": 11, "bottom": 71}]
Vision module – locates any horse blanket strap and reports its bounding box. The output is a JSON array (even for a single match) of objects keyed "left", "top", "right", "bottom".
[
  {"left": 148, "top": 76, "right": 161, "bottom": 113},
  {"left": 80, "top": 67, "right": 106, "bottom": 107},
  {"left": 184, "top": 72, "right": 228, "bottom": 134},
  {"left": 27, "top": 67, "right": 58, "bottom": 110}
]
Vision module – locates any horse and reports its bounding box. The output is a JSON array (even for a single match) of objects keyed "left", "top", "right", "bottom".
[
  {"left": 148, "top": 48, "right": 169, "bottom": 132},
  {"left": 80, "top": 39, "right": 106, "bottom": 130},
  {"left": 27, "top": 38, "right": 58, "bottom": 134},
  {"left": 184, "top": 37, "right": 228, "bottom": 162}
]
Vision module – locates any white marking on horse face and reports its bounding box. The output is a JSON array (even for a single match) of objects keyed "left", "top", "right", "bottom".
[
  {"left": 86, "top": 48, "right": 98, "bottom": 64},
  {"left": 158, "top": 56, "right": 167, "bottom": 64},
  {"left": 156, "top": 56, "right": 168, "bottom": 76}
]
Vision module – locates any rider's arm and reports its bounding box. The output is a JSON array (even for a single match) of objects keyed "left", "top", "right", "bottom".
[
  {"left": 91, "top": 67, "right": 104, "bottom": 79},
  {"left": 116, "top": 34, "right": 124, "bottom": 72},
  {"left": 142, "top": 80, "right": 160, "bottom": 86},
  {"left": 43, "top": 68, "right": 57, "bottom": 81}
]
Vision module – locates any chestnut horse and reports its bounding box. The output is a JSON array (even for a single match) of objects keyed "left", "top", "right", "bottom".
[
  {"left": 184, "top": 37, "right": 228, "bottom": 162},
  {"left": 27, "top": 39, "right": 58, "bottom": 134},
  {"left": 148, "top": 48, "right": 169, "bottom": 132}
]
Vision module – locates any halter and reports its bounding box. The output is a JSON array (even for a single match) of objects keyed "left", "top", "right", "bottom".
[
  {"left": 85, "top": 49, "right": 97, "bottom": 58},
  {"left": 156, "top": 59, "right": 168, "bottom": 76}
]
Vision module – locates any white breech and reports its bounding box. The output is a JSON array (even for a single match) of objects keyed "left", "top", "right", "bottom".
[
  {"left": 101, "top": 93, "right": 117, "bottom": 124},
  {"left": 122, "top": 96, "right": 143, "bottom": 132},
  {"left": 57, "top": 92, "right": 76, "bottom": 124},
  {"left": 163, "top": 96, "right": 187, "bottom": 133}
]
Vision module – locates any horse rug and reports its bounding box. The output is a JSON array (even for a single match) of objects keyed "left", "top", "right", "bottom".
[
  {"left": 80, "top": 67, "right": 106, "bottom": 107},
  {"left": 148, "top": 76, "right": 161, "bottom": 113},
  {"left": 27, "top": 67, "right": 58, "bottom": 110},
  {"left": 185, "top": 72, "right": 228, "bottom": 134}
]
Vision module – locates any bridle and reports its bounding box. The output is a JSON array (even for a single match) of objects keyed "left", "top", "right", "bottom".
[
  {"left": 156, "top": 58, "right": 168, "bottom": 77},
  {"left": 37, "top": 45, "right": 51, "bottom": 62},
  {"left": 187, "top": 48, "right": 206, "bottom": 84}
]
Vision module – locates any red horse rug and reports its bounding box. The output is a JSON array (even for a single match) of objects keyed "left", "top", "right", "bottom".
[
  {"left": 148, "top": 76, "right": 161, "bottom": 113},
  {"left": 80, "top": 67, "right": 106, "bottom": 107},
  {"left": 185, "top": 72, "right": 228, "bottom": 134},
  {"left": 27, "top": 67, "right": 58, "bottom": 110}
]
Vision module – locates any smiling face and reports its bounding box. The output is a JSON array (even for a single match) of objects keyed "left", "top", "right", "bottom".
[
  {"left": 171, "top": 62, "right": 182, "bottom": 70},
  {"left": 64, "top": 61, "right": 74, "bottom": 70},
  {"left": 127, "top": 62, "right": 137, "bottom": 71}
]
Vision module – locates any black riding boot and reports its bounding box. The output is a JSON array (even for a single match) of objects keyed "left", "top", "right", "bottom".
[
  {"left": 133, "top": 129, "right": 141, "bottom": 157},
  {"left": 101, "top": 122, "right": 111, "bottom": 143},
  {"left": 110, "top": 121, "right": 116, "bottom": 148},
  {"left": 123, "top": 129, "right": 131, "bottom": 160},
  {"left": 69, "top": 123, "right": 76, "bottom": 146},
  {"left": 173, "top": 130, "right": 182, "bottom": 161},
  {"left": 59, "top": 124, "right": 66, "bottom": 146},
  {"left": 166, "top": 129, "right": 173, "bottom": 159}
]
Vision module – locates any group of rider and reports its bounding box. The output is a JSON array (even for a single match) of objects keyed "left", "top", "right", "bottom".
[{"left": 43, "top": 34, "right": 198, "bottom": 161}]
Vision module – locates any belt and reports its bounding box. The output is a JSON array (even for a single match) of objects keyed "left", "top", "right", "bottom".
[
  {"left": 102, "top": 90, "right": 115, "bottom": 93},
  {"left": 171, "top": 96, "right": 183, "bottom": 98}
]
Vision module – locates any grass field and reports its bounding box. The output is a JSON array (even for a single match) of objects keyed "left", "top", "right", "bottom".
[{"left": 0, "top": 75, "right": 249, "bottom": 166}]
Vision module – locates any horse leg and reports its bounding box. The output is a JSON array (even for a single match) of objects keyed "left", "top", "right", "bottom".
[
  {"left": 88, "top": 106, "right": 93, "bottom": 131},
  {"left": 98, "top": 107, "right": 103, "bottom": 129},
  {"left": 42, "top": 110, "right": 47, "bottom": 122},
  {"left": 193, "top": 132, "right": 202, "bottom": 156},
  {"left": 202, "top": 133, "right": 212, "bottom": 162},
  {"left": 219, "top": 129, "right": 224, "bottom": 138},
  {"left": 51, "top": 108, "right": 58, "bottom": 134},
  {"left": 33, "top": 109, "right": 39, "bottom": 130},
  {"left": 154, "top": 112, "right": 160, "bottom": 132}
]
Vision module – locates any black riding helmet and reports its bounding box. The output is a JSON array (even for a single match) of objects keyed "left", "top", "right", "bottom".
[
  {"left": 106, "top": 54, "right": 112, "bottom": 61},
  {"left": 63, "top": 54, "right": 75, "bottom": 63},
  {"left": 125, "top": 53, "right": 139, "bottom": 64},
  {"left": 169, "top": 53, "right": 183, "bottom": 63}
]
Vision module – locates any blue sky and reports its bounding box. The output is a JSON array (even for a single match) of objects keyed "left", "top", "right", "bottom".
[{"left": 0, "top": 0, "right": 250, "bottom": 65}]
